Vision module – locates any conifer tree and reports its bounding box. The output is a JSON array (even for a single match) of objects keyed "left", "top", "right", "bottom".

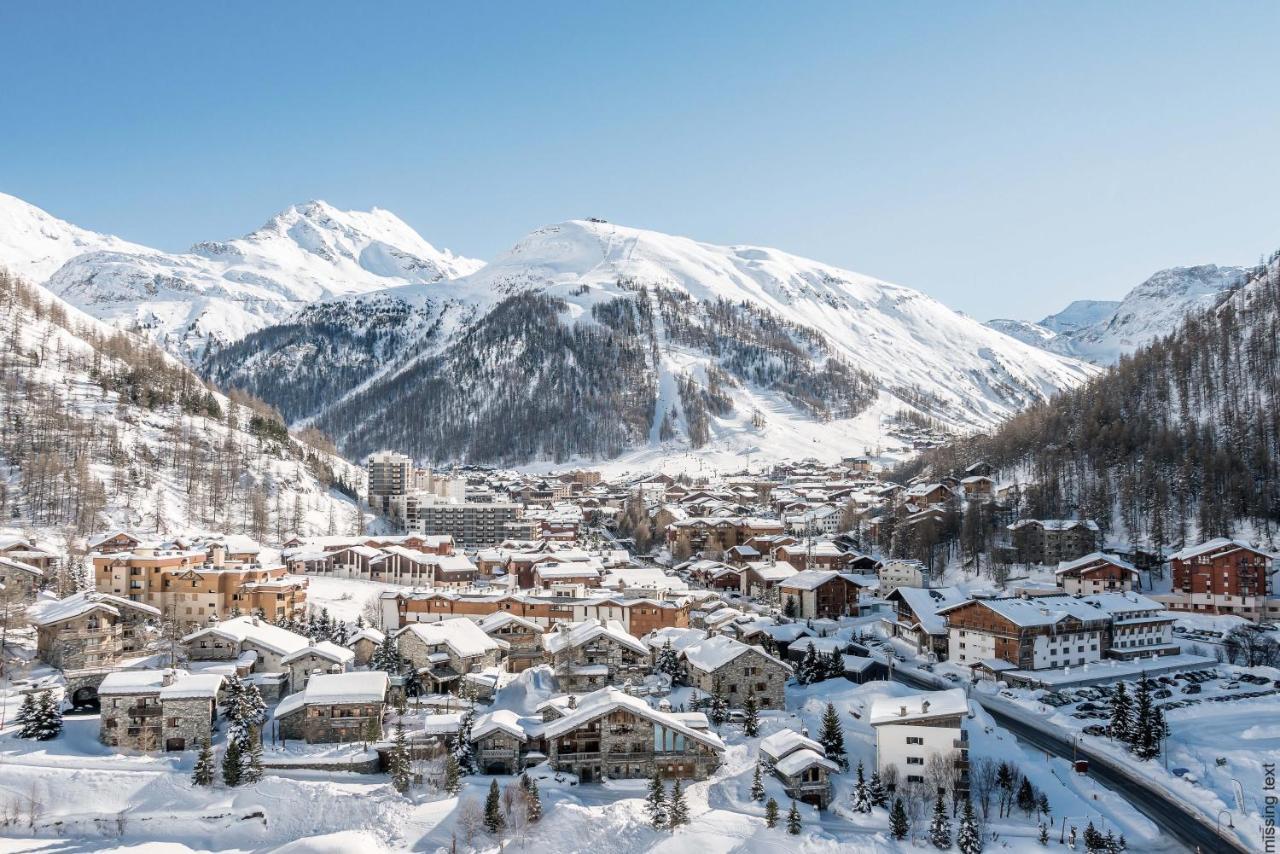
[
  {"left": 191, "top": 739, "right": 215, "bottom": 786},
  {"left": 1016, "top": 777, "right": 1037, "bottom": 817},
  {"left": 743, "top": 689, "right": 760, "bottom": 737},
  {"left": 645, "top": 770, "right": 667, "bottom": 828},
  {"left": 929, "top": 792, "right": 952, "bottom": 849},
  {"left": 443, "top": 752, "right": 462, "bottom": 795},
  {"left": 14, "top": 692, "right": 33, "bottom": 732},
  {"left": 23, "top": 690, "right": 62, "bottom": 740},
  {"left": 1038, "top": 823, "right": 1050, "bottom": 846},
  {"left": 452, "top": 707, "right": 477, "bottom": 774},
  {"left": 520, "top": 771, "right": 541, "bottom": 822},
  {"left": 1132, "top": 674, "right": 1159, "bottom": 760},
  {"left": 869, "top": 769, "right": 888, "bottom": 808},
  {"left": 706, "top": 679, "right": 729, "bottom": 726},
  {"left": 667, "top": 779, "right": 689, "bottom": 828},
  {"left": 222, "top": 739, "right": 243, "bottom": 787},
  {"left": 1037, "top": 791, "right": 1051, "bottom": 819},
  {"left": 1083, "top": 822, "right": 1105, "bottom": 854},
  {"left": 388, "top": 719, "right": 411, "bottom": 794},
  {"left": 890, "top": 798, "right": 910, "bottom": 840},
  {"left": 796, "top": 644, "right": 818, "bottom": 685},
  {"left": 786, "top": 800, "right": 801, "bottom": 835},
  {"left": 654, "top": 639, "right": 681, "bottom": 680},
  {"left": 484, "top": 778, "right": 505, "bottom": 835},
  {"left": 957, "top": 798, "right": 982, "bottom": 854},
  {"left": 824, "top": 647, "right": 844, "bottom": 681},
  {"left": 818, "top": 702, "right": 847, "bottom": 770},
  {"left": 852, "top": 760, "right": 872, "bottom": 813},
  {"left": 1109, "top": 681, "right": 1132, "bottom": 743},
  {"left": 242, "top": 738, "right": 264, "bottom": 784},
  {"left": 764, "top": 797, "right": 779, "bottom": 828},
  {"left": 750, "top": 761, "right": 766, "bottom": 802}
]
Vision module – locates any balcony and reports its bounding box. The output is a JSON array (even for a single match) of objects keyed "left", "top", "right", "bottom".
[{"left": 128, "top": 706, "right": 162, "bottom": 719}]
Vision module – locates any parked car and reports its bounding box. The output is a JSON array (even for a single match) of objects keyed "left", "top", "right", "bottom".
[
  {"left": 1083, "top": 724, "right": 1107, "bottom": 737},
  {"left": 1181, "top": 684, "right": 1201, "bottom": 695}
]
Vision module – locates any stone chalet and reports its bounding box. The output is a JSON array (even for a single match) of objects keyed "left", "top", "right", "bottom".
[
  {"left": 0, "top": 536, "right": 60, "bottom": 574},
  {"left": 396, "top": 618, "right": 507, "bottom": 693},
  {"left": 760, "top": 729, "right": 839, "bottom": 808},
  {"left": 346, "top": 627, "right": 385, "bottom": 666},
  {"left": 99, "top": 669, "right": 223, "bottom": 752},
  {"left": 30, "top": 591, "right": 160, "bottom": 674},
  {"left": 777, "top": 570, "right": 874, "bottom": 620},
  {"left": 274, "top": 671, "right": 390, "bottom": 744},
  {"left": 539, "top": 687, "right": 725, "bottom": 782},
  {"left": 542, "top": 619, "right": 650, "bottom": 693},
  {"left": 477, "top": 612, "right": 545, "bottom": 672},
  {"left": 1055, "top": 553, "right": 1141, "bottom": 595},
  {"left": 281, "top": 641, "right": 355, "bottom": 693},
  {"left": 680, "top": 635, "right": 791, "bottom": 710},
  {"left": 470, "top": 709, "right": 529, "bottom": 774},
  {"left": 0, "top": 556, "right": 42, "bottom": 603},
  {"left": 182, "top": 616, "right": 312, "bottom": 690},
  {"left": 741, "top": 560, "right": 799, "bottom": 597}
]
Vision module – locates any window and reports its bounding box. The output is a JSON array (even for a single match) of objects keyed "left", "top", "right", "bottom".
[
  {"left": 906, "top": 736, "right": 923, "bottom": 745},
  {"left": 906, "top": 756, "right": 924, "bottom": 765}
]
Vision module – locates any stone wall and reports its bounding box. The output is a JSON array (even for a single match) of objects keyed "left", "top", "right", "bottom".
[{"left": 686, "top": 649, "right": 788, "bottom": 709}]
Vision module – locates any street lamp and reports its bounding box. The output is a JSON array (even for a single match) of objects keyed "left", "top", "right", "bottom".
[{"left": 1216, "top": 809, "right": 1234, "bottom": 836}]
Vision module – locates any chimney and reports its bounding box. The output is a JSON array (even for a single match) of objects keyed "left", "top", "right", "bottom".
[
  {"left": 899, "top": 705, "right": 907, "bottom": 717},
  {"left": 251, "top": 616, "right": 260, "bottom": 627},
  {"left": 921, "top": 700, "right": 931, "bottom": 713},
  {"left": 162, "top": 670, "right": 175, "bottom": 687}
]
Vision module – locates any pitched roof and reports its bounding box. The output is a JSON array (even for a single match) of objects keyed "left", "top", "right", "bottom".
[
  {"left": 28, "top": 591, "right": 160, "bottom": 626},
  {"left": 0, "top": 556, "right": 42, "bottom": 577},
  {"left": 541, "top": 619, "right": 648, "bottom": 657},
  {"left": 775, "top": 748, "right": 840, "bottom": 777},
  {"left": 472, "top": 709, "right": 528, "bottom": 742},
  {"left": 182, "top": 616, "right": 311, "bottom": 657},
  {"left": 281, "top": 640, "right": 356, "bottom": 666},
  {"left": 1169, "top": 537, "right": 1276, "bottom": 562},
  {"left": 869, "top": 688, "right": 968, "bottom": 726},
  {"left": 682, "top": 635, "right": 790, "bottom": 674},
  {"left": 1055, "top": 552, "right": 1138, "bottom": 576},
  {"left": 540, "top": 688, "right": 724, "bottom": 751},
  {"left": 399, "top": 618, "right": 506, "bottom": 658},
  {"left": 759, "top": 729, "right": 824, "bottom": 762},
  {"left": 273, "top": 671, "right": 389, "bottom": 719}
]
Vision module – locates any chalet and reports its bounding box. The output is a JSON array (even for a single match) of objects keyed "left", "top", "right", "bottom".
[
  {"left": 470, "top": 709, "right": 529, "bottom": 774},
  {"left": 959, "top": 475, "right": 995, "bottom": 499},
  {"left": 31, "top": 591, "right": 160, "bottom": 674},
  {"left": 883, "top": 586, "right": 968, "bottom": 659},
  {"left": 183, "top": 616, "right": 311, "bottom": 676},
  {"left": 777, "top": 570, "right": 871, "bottom": 620},
  {"left": 902, "top": 482, "right": 954, "bottom": 508},
  {"left": 742, "top": 560, "right": 799, "bottom": 597},
  {"left": 1055, "top": 553, "right": 1140, "bottom": 595},
  {"left": 0, "top": 556, "right": 42, "bottom": 603},
  {"left": 99, "top": 669, "right": 223, "bottom": 752},
  {"left": 941, "top": 595, "right": 1112, "bottom": 670},
  {"left": 346, "top": 627, "right": 385, "bottom": 666},
  {"left": 879, "top": 559, "right": 932, "bottom": 590},
  {"left": 1007, "top": 519, "right": 1100, "bottom": 565},
  {"left": 680, "top": 635, "right": 791, "bottom": 709},
  {"left": 871, "top": 688, "right": 969, "bottom": 793},
  {"left": 477, "top": 611, "right": 545, "bottom": 671},
  {"left": 542, "top": 618, "right": 649, "bottom": 692},
  {"left": 1168, "top": 538, "right": 1277, "bottom": 618},
  {"left": 759, "top": 729, "right": 839, "bottom": 808},
  {"left": 88, "top": 531, "right": 142, "bottom": 555},
  {"left": 274, "top": 671, "right": 389, "bottom": 744},
  {"left": 541, "top": 687, "right": 724, "bottom": 782},
  {"left": 0, "top": 537, "right": 59, "bottom": 574},
  {"left": 281, "top": 641, "right": 355, "bottom": 692},
  {"left": 397, "top": 618, "right": 507, "bottom": 693}
]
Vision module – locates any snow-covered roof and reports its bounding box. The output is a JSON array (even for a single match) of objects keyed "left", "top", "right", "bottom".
[
  {"left": 273, "top": 671, "right": 389, "bottom": 719},
  {"left": 774, "top": 748, "right": 840, "bottom": 777},
  {"left": 889, "top": 586, "right": 969, "bottom": 636},
  {"left": 0, "top": 556, "right": 42, "bottom": 577},
  {"left": 28, "top": 591, "right": 160, "bottom": 626},
  {"left": 281, "top": 640, "right": 356, "bottom": 666},
  {"left": 541, "top": 619, "right": 648, "bottom": 657},
  {"left": 683, "top": 635, "right": 790, "bottom": 674},
  {"left": 101, "top": 669, "right": 219, "bottom": 699},
  {"left": 399, "top": 617, "right": 505, "bottom": 659},
  {"left": 759, "top": 729, "right": 824, "bottom": 762},
  {"left": 182, "top": 616, "right": 311, "bottom": 657},
  {"left": 477, "top": 611, "right": 543, "bottom": 633},
  {"left": 937, "top": 594, "right": 1127, "bottom": 628},
  {"left": 534, "top": 561, "right": 600, "bottom": 579},
  {"left": 1008, "top": 518, "right": 1100, "bottom": 532},
  {"left": 779, "top": 569, "right": 841, "bottom": 590},
  {"left": 1054, "top": 552, "right": 1138, "bottom": 576},
  {"left": 472, "top": 709, "right": 528, "bottom": 742},
  {"left": 159, "top": 673, "right": 224, "bottom": 700},
  {"left": 643, "top": 626, "right": 708, "bottom": 653},
  {"left": 347, "top": 627, "right": 386, "bottom": 646},
  {"left": 540, "top": 688, "right": 724, "bottom": 751},
  {"left": 869, "top": 688, "right": 968, "bottom": 726},
  {"left": 1169, "top": 537, "right": 1276, "bottom": 562}
]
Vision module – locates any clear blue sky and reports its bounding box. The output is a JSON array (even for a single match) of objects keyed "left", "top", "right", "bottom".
[{"left": 3, "top": 1, "right": 1279, "bottom": 320}]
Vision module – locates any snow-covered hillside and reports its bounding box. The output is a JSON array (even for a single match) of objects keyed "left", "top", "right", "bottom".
[
  {"left": 0, "top": 266, "right": 365, "bottom": 541},
  {"left": 989, "top": 265, "right": 1245, "bottom": 364},
  {"left": 0, "top": 193, "right": 483, "bottom": 360},
  {"left": 207, "top": 219, "right": 1098, "bottom": 468}
]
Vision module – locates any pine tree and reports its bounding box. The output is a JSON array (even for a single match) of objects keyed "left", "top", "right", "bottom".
[
  {"left": 818, "top": 702, "right": 847, "bottom": 770},
  {"left": 1109, "top": 681, "right": 1132, "bottom": 743},
  {"left": 1038, "top": 823, "right": 1050, "bottom": 846},
  {"left": 929, "top": 793, "right": 952, "bottom": 849},
  {"left": 750, "top": 761, "right": 766, "bottom": 802},
  {"left": 484, "top": 779, "right": 505, "bottom": 835},
  {"left": 388, "top": 720, "right": 411, "bottom": 794},
  {"left": 707, "top": 679, "right": 729, "bottom": 726},
  {"left": 655, "top": 639, "right": 681, "bottom": 680},
  {"left": 786, "top": 800, "right": 801, "bottom": 835},
  {"left": 14, "top": 692, "right": 33, "bottom": 732},
  {"left": 520, "top": 772, "right": 541, "bottom": 822},
  {"left": 242, "top": 738, "right": 264, "bottom": 784},
  {"left": 452, "top": 707, "right": 477, "bottom": 774},
  {"left": 667, "top": 779, "right": 689, "bottom": 828},
  {"left": 957, "top": 798, "right": 982, "bottom": 854},
  {"left": 869, "top": 769, "right": 888, "bottom": 808},
  {"left": 372, "top": 634, "right": 404, "bottom": 675},
  {"left": 996, "top": 761, "right": 1014, "bottom": 817},
  {"left": 796, "top": 644, "right": 818, "bottom": 685},
  {"left": 223, "top": 675, "right": 266, "bottom": 749},
  {"left": 1016, "top": 777, "right": 1037, "bottom": 817},
  {"left": 1132, "top": 674, "right": 1159, "bottom": 760},
  {"left": 1037, "top": 791, "right": 1050, "bottom": 818},
  {"left": 23, "top": 690, "right": 62, "bottom": 740},
  {"left": 443, "top": 752, "right": 462, "bottom": 795},
  {"left": 890, "top": 798, "right": 910, "bottom": 840},
  {"left": 764, "top": 797, "right": 779, "bottom": 828},
  {"left": 645, "top": 770, "right": 667, "bottom": 828},
  {"left": 191, "top": 739, "right": 215, "bottom": 786},
  {"left": 1083, "top": 822, "right": 1105, "bottom": 854},
  {"left": 824, "top": 647, "right": 844, "bottom": 681},
  {"left": 851, "top": 760, "right": 872, "bottom": 813},
  {"left": 743, "top": 689, "right": 760, "bottom": 737},
  {"left": 222, "top": 739, "right": 243, "bottom": 787}
]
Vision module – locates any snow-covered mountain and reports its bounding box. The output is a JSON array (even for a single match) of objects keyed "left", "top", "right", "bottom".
[
  {"left": 0, "top": 263, "right": 365, "bottom": 538},
  {"left": 0, "top": 193, "right": 483, "bottom": 360},
  {"left": 988, "top": 265, "right": 1246, "bottom": 364},
  {"left": 206, "top": 219, "right": 1098, "bottom": 468}
]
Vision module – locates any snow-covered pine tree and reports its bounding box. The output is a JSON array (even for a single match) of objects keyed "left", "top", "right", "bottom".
[
  {"left": 22, "top": 690, "right": 62, "bottom": 740},
  {"left": 929, "top": 792, "right": 952, "bottom": 849},
  {"left": 1038, "top": 823, "right": 1050, "bottom": 846},
  {"left": 222, "top": 739, "right": 243, "bottom": 787},
  {"left": 484, "top": 778, "right": 505, "bottom": 835},
  {"left": 655, "top": 639, "right": 681, "bottom": 680},
  {"left": 192, "top": 739, "right": 215, "bottom": 786},
  {"left": 389, "top": 719, "right": 411, "bottom": 794},
  {"left": 957, "top": 798, "right": 982, "bottom": 854},
  {"left": 707, "top": 680, "right": 729, "bottom": 726},
  {"left": 453, "top": 707, "right": 477, "bottom": 774},
  {"left": 851, "top": 760, "right": 872, "bottom": 813},
  {"left": 1109, "top": 680, "right": 1132, "bottom": 743},
  {"left": 824, "top": 648, "right": 844, "bottom": 681},
  {"left": 869, "top": 768, "right": 887, "bottom": 808},
  {"left": 13, "top": 692, "right": 33, "bottom": 732},
  {"left": 890, "top": 797, "right": 910, "bottom": 840},
  {"left": 796, "top": 644, "right": 818, "bottom": 685},
  {"left": 1083, "top": 822, "right": 1105, "bottom": 854},
  {"left": 520, "top": 771, "right": 541, "bottom": 822},
  {"left": 743, "top": 689, "right": 760, "bottom": 737},
  {"left": 223, "top": 675, "right": 266, "bottom": 750},
  {"left": 443, "top": 752, "right": 462, "bottom": 795},
  {"left": 764, "top": 797, "right": 779, "bottom": 828},
  {"left": 750, "top": 761, "right": 766, "bottom": 801},
  {"left": 1016, "top": 777, "right": 1036, "bottom": 817},
  {"left": 242, "top": 738, "right": 264, "bottom": 784},
  {"left": 1132, "top": 674, "right": 1159, "bottom": 760},
  {"left": 645, "top": 770, "right": 667, "bottom": 828},
  {"left": 667, "top": 779, "right": 689, "bottom": 827},
  {"left": 818, "top": 702, "right": 847, "bottom": 770},
  {"left": 786, "top": 800, "right": 801, "bottom": 835}
]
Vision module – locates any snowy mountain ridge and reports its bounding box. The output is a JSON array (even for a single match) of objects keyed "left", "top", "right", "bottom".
[
  {"left": 987, "top": 265, "right": 1246, "bottom": 364},
  {"left": 0, "top": 193, "right": 483, "bottom": 361},
  {"left": 206, "top": 219, "right": 1099, "bottom": 469}
]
